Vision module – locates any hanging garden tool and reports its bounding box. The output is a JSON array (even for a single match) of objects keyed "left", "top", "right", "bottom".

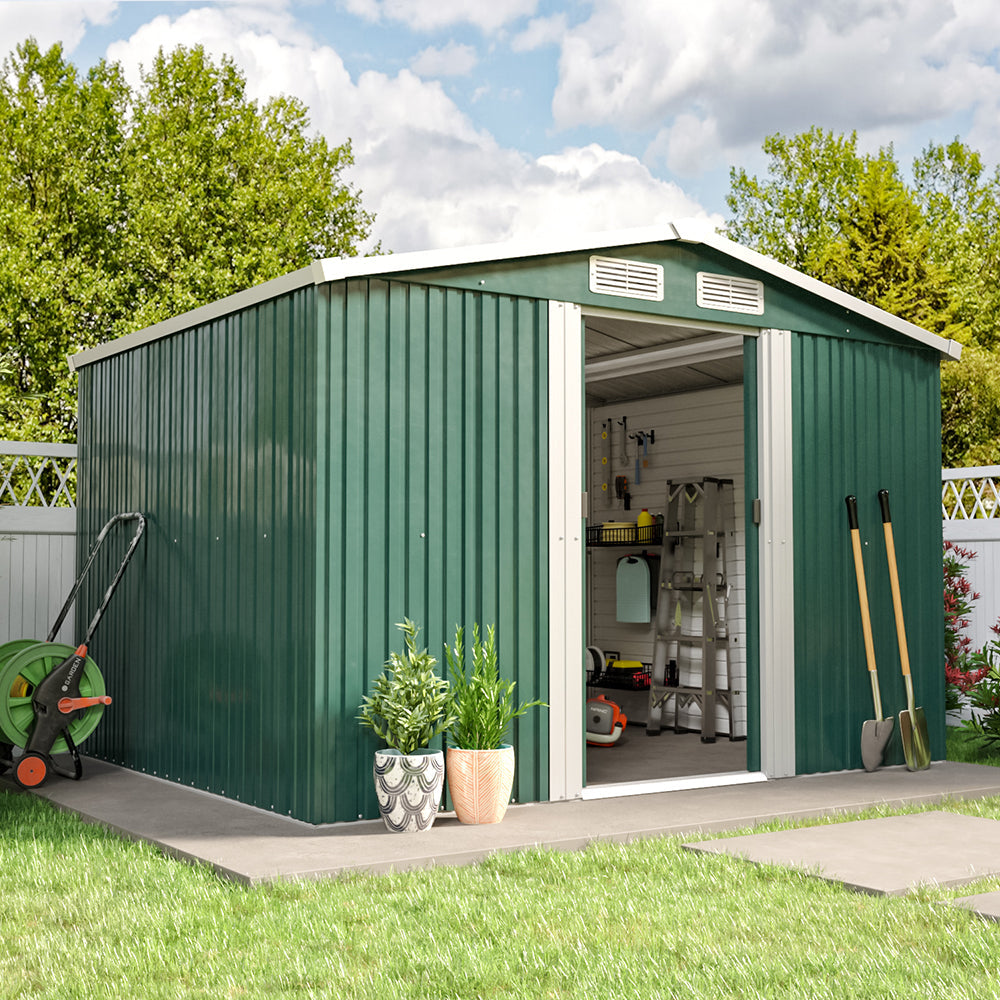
[
  {"left": 878, "top": 489, "right": 931, "bottom": 771},
  {"left": 845, "top": 495, "right": 893, "bottom": 771},
  {"left": 601, "top": 420, "right": 612, "bottom": 508},
  {"left": 0, "top": 512, "right": 146, "bottom": 788}
]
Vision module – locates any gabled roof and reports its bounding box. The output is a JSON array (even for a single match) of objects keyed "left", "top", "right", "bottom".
[{"left": 69, "top": 220, "right": 962, "bottom": 370}]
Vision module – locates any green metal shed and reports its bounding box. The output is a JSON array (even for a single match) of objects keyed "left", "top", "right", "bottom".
[{"left": 70, "top": 223, "right": 961, "bottom": 824}]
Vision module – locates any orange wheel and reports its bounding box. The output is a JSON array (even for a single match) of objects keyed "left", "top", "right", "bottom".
[{"left": 14, "top": 753, "right": 48, "bottom": 788}]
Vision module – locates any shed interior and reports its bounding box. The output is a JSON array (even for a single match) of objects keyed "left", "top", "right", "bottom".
[{"left": 583, "top": 311, "right": 749, "bottom": 790}]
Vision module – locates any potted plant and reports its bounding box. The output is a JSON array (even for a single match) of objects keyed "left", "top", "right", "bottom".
[
  {"left": 444, "top": 623, "right": 546, "bottom": 824},
  {"left": 357, "top": 619, "right": 455, "bottom": 833}
]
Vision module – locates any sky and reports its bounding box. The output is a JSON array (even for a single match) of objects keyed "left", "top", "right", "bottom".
[{"left": 1, "top": 0, "right": 999, "bottom": 255}]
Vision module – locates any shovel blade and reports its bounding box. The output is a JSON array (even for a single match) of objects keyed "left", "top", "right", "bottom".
[
  {"left": 861, "top": 717, "right": 894, "bottom": 772},
  {"left": 899, "top": 707, "right": 931, "bottom": 771}
]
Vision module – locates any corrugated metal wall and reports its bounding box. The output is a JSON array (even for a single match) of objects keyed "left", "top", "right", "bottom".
[
  {"left": 77, "top": 287, "right": 320, "bottom": 819},
  {"left": 77, "top": 278, "right": 548, "bottom": 824},
  {"left": 313, "top": 279, "right": 549, "bottom": 823},
  {"left": 792, "top": 333, "right": 944, "bottom": 772}
]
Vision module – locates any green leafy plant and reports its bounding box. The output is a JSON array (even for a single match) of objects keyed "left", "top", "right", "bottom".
[
  {"left": 962, "top": 625, "right": 1000, "bottom": 749},
  {"left": 444, "top": 624, "right": 546, "bottom": 750},
  {"left": 357, "top": 619, "right": 455, "bottom": 755}
]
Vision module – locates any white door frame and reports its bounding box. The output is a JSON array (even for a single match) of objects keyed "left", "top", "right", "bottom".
[
  {"left": 755, "top": 328, "right": 796, "bottom": 777},
  {"left": 547, "top": 301, "right": 585, "bottom": 801},
  {"left": 546, "top": 311, "right": 796, "bottom": 799}
]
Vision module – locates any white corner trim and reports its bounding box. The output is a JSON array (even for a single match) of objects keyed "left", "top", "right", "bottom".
[
  {"left": 548, "top": 300, "right": 585, "bottom": 803},
  {"left": 756, "top": 328, "right": 796, "bottom": 778}
]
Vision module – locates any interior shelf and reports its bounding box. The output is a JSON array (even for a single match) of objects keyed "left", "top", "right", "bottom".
[{"left": 586, "top": 524, "right": 662, "bottom": 547}]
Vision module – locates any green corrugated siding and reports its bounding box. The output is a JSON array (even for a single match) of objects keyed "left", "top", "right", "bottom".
[
  {"left": 313, "top": 279, "right": 549, "bottom": 823},
  {"left": 383, "top": 243, "right": 928, "bottom": 344},
  {"left": 77, "top": 288, "right": 319, "bottom": 819},
  {"left": 76, "top": 278, "right": 548, "bottom": 825},
  {"left": 792, "top": 333, "right": 944, "bottom": 773}
]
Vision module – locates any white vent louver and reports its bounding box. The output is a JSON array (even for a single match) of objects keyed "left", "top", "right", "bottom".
[
  {"left": 696, "top": 272, "right": 765, "bottom": 315},
  {"left": 589, "top": 256, "right": 664, "bottom": 302}
]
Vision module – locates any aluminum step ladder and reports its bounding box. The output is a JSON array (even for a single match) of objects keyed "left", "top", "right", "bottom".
[{"left": 646, "top": 478, "right": 734, "bottom": 741}]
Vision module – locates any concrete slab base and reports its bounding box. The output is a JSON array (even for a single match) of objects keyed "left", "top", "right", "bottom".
[
  {"left": 6, "top": 757, "right": 1000, "bottom": 885},
  {"left": 685, "top": 811, "right": 1000, "bottom": 895},
  {"left": 952, "top": 891, "right": 1000, "bottom": 921}
]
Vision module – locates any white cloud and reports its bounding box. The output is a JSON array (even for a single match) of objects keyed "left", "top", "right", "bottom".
[
  {"left": 410, "top": 41, "right": 477, "bottom": 77},
  {"left": 0, "top": 0, "right": 117, "bottom": 54},
  {"left": 104, "top": 4, "right": 718, "bottom": 253},
  {"left": 510, "top": 13, "right": 567, "bottom": 51},
  {"left": 647, "top": 114, "right": 721, "bottom": 178},
  {"left": 551, "top": 0, "right": 1000, "bottom": 174},
  {"left": 339, "top": 0, "right": 537, "bottom": 34}
]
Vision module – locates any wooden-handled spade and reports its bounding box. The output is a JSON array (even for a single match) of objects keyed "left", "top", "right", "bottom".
[
  {"left": 878, "top": 489, "right": 931, "bottom": 771},
  {"left": 845, "top": 496, "right": 893, "bottom": 771}
]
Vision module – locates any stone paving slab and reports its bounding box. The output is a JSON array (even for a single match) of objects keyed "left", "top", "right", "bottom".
[
  {"left": 952, "top": 891, "right": 1000, "bottom": 921},
  {"left": 685, "top": 811, "right": 1000, "bottom": 896},
  {"left": 7, "top": 758, "right": 1000, "bottom": 884}
]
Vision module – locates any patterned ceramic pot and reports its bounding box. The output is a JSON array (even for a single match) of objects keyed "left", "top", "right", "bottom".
[
  {"left": 373, "top": 749, "right": 445, "bottom": 833},
  {"left": 446, "top": 744, "right": 516, "bottom": 824}
]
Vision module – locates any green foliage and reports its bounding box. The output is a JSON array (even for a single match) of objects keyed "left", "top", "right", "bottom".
[
  {"left": 444, "top": 623, "right": 546, "bottom": 750},
  {"left": 357, "top": 619, "right": 455, "bottom": 755},
  {"left": 725, "top": 128, "right": 866, "bottom": 271},
  {"left": 0, "top": 38, "right": 377, "bottom": 443},
  {"left": 941, "top": 344, "right": 1000, "bottom": 466},
  {"left": 913, "top": 139, "right": 1000, "bottom": 350},
  {"left": 816, "top": 155, "right": 957, "bottom": 336},
  {"left": 962, "top": 656, "right": 1000, "bottom": 749},
  {"left": 726, "top": 129, "right": 1000, "bottom": 466}
]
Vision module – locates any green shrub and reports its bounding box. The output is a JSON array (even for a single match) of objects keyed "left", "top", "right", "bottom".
[
  {"left": 357, "top": 619, "right": 455, "bottom": 755},
  {"left": 444, "top": 623, "right": 546, "bottom": 750}
]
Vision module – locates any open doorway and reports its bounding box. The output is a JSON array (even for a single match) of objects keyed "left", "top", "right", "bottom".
[{"left": 581, "top": 309, "right": 754, "bottom": 795}]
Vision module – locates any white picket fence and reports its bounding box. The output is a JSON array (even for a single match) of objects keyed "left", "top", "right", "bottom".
[
  {"left": 943, "top": 466, "right": 1000, "bottom": 654},
  {"left": 0, "top": 441, "right": 77, "bottom": 644}
]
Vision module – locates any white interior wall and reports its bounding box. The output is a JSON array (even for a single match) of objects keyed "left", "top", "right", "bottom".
[{"left": 586, "top": 385, "right": 747, "bottom": 738}]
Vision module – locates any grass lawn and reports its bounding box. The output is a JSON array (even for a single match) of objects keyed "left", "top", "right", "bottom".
[
  {"left": 945, "top": 723, "right": 1000, "bottom": 766},
  {"left": 3, "top": 784, "right": 1000, "bottom": 1000}
]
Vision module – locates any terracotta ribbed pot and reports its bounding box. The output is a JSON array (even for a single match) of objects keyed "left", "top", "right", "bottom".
[
  {"left": 373, "top": 749, "right": 445, "bottom": 833},
  {"left": 446, "top": 744, "right": 516, "bottom": 824}
]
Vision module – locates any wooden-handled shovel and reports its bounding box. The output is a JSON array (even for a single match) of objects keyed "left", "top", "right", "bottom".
[
  {"left": 878, "top": 489, "right": 931, "bottom": 771},
  {"left": 845, "top": 496, "right": 893, "bottom": 771}
]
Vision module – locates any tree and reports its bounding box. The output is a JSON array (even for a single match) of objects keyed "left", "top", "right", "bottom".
[
  {"left": 725, "top": 128, "right": 867, "bottom": 272},
  {"left": 815, "top": 154, "right": 957, "bottom": 337},
  {"left": 0, "top": 39, "right": 377, "bottom": 442},
  {"left": 726, "top": 128, "right": 1000, "bottom": 468},
  {"left": 941, "top": 346, "right": 1000, "bottom": 466},
  {"left": 0, "top": 40, "right": 131, "bottom": 439},
  {"left": 123, "top": 45, "right": 374, "bottom": 328},
  {"left": 913, "top": 139, "right": 1000, "bottom": 350}
]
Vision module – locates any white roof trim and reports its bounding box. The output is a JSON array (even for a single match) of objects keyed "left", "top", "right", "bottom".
[
  {"left": 69, "top": 264, "right": 321, "bottom": 371},
  {"left": 671, "top": 221, "right": 962, "bottom": 360},
  {"left": 308, "top": 224, "right": 683, "bottom": 284},
  {"left": 69, "top": 219, "right": 961, "bottom": 369}
]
